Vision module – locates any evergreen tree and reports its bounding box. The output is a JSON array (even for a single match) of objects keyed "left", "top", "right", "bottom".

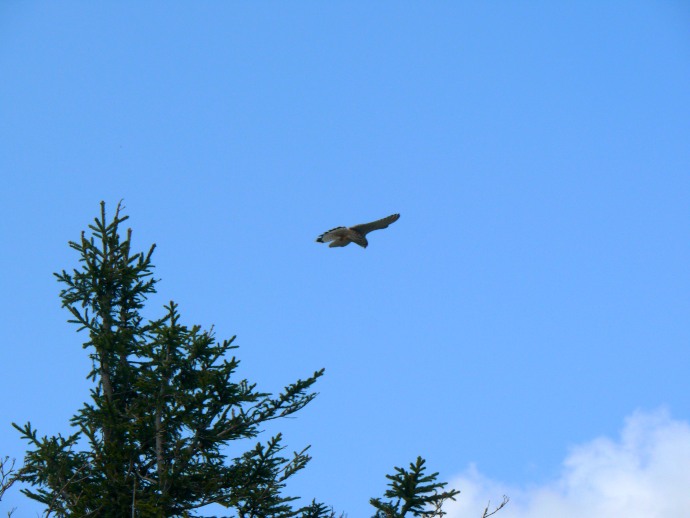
[
  {"left": 370, "top": 457, "right": 460, "bottom": 517},
  {"left": 11, "top": 202, "right": 500, "bottom": 517},
  {"left": 370, "top": 457, "right": 507, "bottom": 518}
]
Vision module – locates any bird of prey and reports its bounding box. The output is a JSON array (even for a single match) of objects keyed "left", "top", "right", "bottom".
[{"left": 316, "top": 213, "right": 400, "bottom": 248}]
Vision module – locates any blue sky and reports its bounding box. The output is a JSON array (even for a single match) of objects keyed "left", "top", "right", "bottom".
[{"left": 2, "top": 3, "right": 689, "bottom": 516}]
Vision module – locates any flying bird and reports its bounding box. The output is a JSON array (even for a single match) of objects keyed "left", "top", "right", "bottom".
[{"left": 316, "top": 213, "right": 400, "bottom": 248}]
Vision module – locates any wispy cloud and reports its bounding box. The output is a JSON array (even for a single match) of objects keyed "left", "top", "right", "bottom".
[{"left": 447, "top": 410, "right": 690, "bottom": 518}]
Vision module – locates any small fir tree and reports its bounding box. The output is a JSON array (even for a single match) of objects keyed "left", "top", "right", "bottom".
[{"left": 370, "top": 457, "right": 460, "bottom": 517}]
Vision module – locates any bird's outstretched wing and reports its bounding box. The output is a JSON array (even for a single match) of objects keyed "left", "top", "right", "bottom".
[
  {"left": 316, "top": 227, "right": 349, "bottom": 243},
  {"left": 350, "top": 213, "right": 400, "bottom": 236}
]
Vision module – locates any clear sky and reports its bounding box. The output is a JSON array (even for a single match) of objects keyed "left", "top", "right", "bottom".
[{"left": 2, "top": 3, "right": 689, "bottom": 517}]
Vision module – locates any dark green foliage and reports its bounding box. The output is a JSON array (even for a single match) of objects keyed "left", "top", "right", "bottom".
[
  {"left": 13, "top": 202, "right": 325, "bottom": 517},
  {"left": 298, "top": 500, "right": 340, "bottom": 518},
  {"left": 370, "top": 457, "right": 460, "bottom": 518}
]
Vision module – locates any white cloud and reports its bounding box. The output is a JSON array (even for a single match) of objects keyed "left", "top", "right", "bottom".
[{"left": 446, "top": 409, "right": 690, "bottom": 518}]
